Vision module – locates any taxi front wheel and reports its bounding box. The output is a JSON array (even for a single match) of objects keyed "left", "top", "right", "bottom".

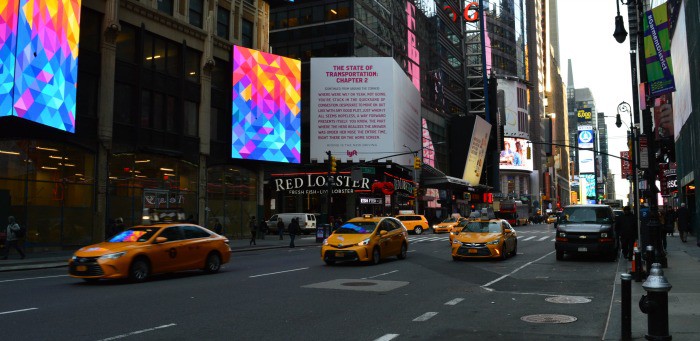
[
  {"left": 129, "top": 258, "right": 150, "bottom": 282},
  {"left": 371, "top": 247, "right": 381, "bottom": 265}
]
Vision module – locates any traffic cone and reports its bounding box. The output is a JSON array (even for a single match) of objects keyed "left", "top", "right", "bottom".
[{"left": 630, "top": 242, "right": 638, "bottom": 273}]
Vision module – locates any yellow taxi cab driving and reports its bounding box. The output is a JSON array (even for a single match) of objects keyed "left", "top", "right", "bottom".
[
  {"left": 69, "top": 223, "right": 231, "bottom": 282},
  {"left": 451, "top": 219, "right": 518, "bottom": 260},
  {"left": 322, "top": 214, "right": 408, "bottom": 265},
  {"left": 432, "top": 215, "right": 467, "bottom": 234},
  {"left": 449, "top": 208, "right": 495, "bottom": 244},
  {"left": 394, "top": 213, "right": 429, "bottom": 235}
]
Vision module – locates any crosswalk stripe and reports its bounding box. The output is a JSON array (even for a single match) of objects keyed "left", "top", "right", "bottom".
[
  {"left": 538, "top": 236, "right": 549, "bottom": 241},
  {"left": 523, "top": 236, "right": 535, "bottom": 241}
]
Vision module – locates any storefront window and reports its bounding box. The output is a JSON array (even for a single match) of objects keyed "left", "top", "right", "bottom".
[{"left": 207, "top": 166, "right": 257, "bottom": 239}]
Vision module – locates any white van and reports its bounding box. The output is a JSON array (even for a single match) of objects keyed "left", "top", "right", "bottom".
[{"left": 266, "top": 213, "right": 317, "bottom": 235}]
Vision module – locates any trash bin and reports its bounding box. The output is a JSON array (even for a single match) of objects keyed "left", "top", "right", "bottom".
[{"left": 316, "top": 224, "right": 331, "bottom": 243}]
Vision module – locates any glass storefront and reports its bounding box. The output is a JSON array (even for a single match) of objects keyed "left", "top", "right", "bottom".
[
  {"left": 0, "top": 140, "right": 95, "bottom": 249},
  {"left": 206, "top": 166, "right": 257, "bottom": 239}
]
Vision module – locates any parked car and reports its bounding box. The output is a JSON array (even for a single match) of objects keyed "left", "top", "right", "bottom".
[
  {"left": 555, "top": 204, "right": 617, "bottom": 261},
  {"left": 266, "top": 213, "right": 317, "bottom": 234},
  {"left": 69, "top": 223, "right": 231, "bottom": 282},
  {"left": 321, "top": 214, "right": 408, "bottom": 265}
]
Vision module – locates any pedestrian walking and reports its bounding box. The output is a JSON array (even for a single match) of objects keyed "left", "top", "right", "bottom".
[
  {"left": 677, "top": 203, "right": 690, "bottom": 242},
  {"left": 249, "top": 216, "right": 257, "bottom": 246},
  {"left": 258, "top": 217, "right": 267, "bottom": 240},
  {"left": 213, "top": 218, "right": 223, "bottom": 235},
  {"left": 277, "top": 218, "right": 284, "bottom": 240},
  {"left": 620, "top": 206, "right": 637, "bottom": 260},
  {"left": 664, "top": 207, "right": 676, "bottom": 237},
  {"left": 3, "top": 216, "right": 25, "bottom": 260},
  {"left": 288, "top": 218, "right": 300, "bottom": 248}
]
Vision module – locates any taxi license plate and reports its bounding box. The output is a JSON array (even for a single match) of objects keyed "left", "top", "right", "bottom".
[
  {"left": 335, "top": 252, "right": 344, "bottom": 257},
  {"left": 578, "top": 247, "right": 587, "bottom": 252},
  {"left": 468, "top": 248, "right": 478, "bottom": 254},
  {"left": 76, "top": 265, "right": 87, "bottom": 271}
]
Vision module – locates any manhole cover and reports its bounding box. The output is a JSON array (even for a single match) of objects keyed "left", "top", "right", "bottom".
[
  {"left": 341, "top": 282, "right": 377, "bottom": 287},
  {"left": 521, "top": 314, "right": 577, "bottom": 324},
  {"left": 545, "top": 295, "right": 591, "bottom": 304}
]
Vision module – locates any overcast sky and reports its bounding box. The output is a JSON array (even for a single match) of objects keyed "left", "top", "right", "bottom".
[{"left": 557, "top": 0, "right": 634, "bottom": 203}]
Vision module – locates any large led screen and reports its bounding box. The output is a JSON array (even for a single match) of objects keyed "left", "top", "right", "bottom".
[
  {"left": 499, "top": 137, "right": 533, "bottom": 171},
  {"left": 577, "top": 129, "right": 595, "bottom": 173},
  {"left": 231, "top": 45, "right": 301, "bottom": 163},
  {"left": 1, "top": 0, "right": 80, "bottom": 133}
]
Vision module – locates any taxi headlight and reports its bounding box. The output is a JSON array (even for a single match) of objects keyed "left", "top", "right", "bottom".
[
  {"left": 433, "top": 225, "right": 439, "bottom": 229},
  {"left": 358, "top": 238, "right": 371, "bottom": 246},
  {"left": 323, "top": 239, "right": 328, "bottom": 246},
  {"left": 452, "top": 240, "right": 462, "bottom": 245},
  {"left": 485, "top": 239, "right": 500, "bottom": 245},
  {"left": 99, "top": 251, "right": 126, "bottom": 260}
]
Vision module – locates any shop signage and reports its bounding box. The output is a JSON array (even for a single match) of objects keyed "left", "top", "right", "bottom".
[
  {"left": 273, "top": 174, "right": 371, "bottom": 194},
  {"left": 360, "top": 197, "right": 382, "bottom": 204},
  {"left": 143, "top": 189, "right": 184, "bottom": 208}
]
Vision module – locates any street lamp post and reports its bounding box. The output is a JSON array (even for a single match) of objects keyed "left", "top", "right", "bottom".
[{"left": 617, "top": 102, "right": 642, "bottom": 277}]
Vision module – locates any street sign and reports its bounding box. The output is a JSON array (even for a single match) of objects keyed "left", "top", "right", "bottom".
[{"left": 360, "top": 167, "right": 375, "bottom": 174}]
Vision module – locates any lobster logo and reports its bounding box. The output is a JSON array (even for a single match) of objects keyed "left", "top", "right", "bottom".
[
  {"left": 347, "top": 150, "right": 358, "bottom": 157},
  {"left": 371, "top": 181, "right": 395, "bottom": 195}
]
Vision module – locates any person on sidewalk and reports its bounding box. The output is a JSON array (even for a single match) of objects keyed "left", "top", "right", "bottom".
[
  {"left": 213, "top": 218, "right": 223, "bottom": 235},
  {"left": 277, "top": 218, "right": 284, "bottom": 240},
  {"left": 249, "top": 216, "right": 257, "bottom": 246},
  {"left": 677, "top": 203, "right": 690, "bottom": 242},
  {"left": 664, "top": 207, "right": 676, "bottom": 237},
  {"left": 288, "top": 218, "right": 300, "bottom": 248},
  {"left": 258, "top": 217, "right": 266, "bottom": 240},
  {"left": 620, "top": 206, "right": 637, "bottom": 260},
  {"left": 3, "top": 216, "right": 25, "bottom": 260}
]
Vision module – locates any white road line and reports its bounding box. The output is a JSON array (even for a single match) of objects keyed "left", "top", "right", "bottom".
[
  {"left": 98, "top": 323, "right": 177, "bottom": 341},
  {"left": 523, "top": 236, "right": 535, "bottom": 241},
  {"left": 249, "top": 267, "right": 309, "bottom": 278},
  {"left": 481, "top": 251, "right": 554, "bottom": 288},
  {"left": 0, "top": 307, "right": 38, "bottom": 315},
  {"left": 413, "top": 312, "right": 438, "bottom": 322},
  {"left": 444, "top": 298, "right": 464, "bottom": 306},
  {"left": 538, "top": 236, "right": 549, "bottom": 241},
  {"left": 517, "top": 236, "right": 524, "bottom": 239},
  {"left": 373, "top": 334, "right": 399, "bottom": 341},
  {"left": 0, "top": 274, "right": 68, "bottom": 283},
  {"left": 362, "top": 270, "right": 398, "bottom": 279},
  {"left": 551, "top": 238, "right": 556, "bottom": 242}
]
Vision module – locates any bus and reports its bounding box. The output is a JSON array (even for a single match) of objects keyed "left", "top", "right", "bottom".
[{"left": 494, "top": 200, "right": 530, "bottom": 226}]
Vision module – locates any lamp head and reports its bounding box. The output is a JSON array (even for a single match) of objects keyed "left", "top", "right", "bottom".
[
  {"left": 615, "top": 113, "right": 623, "bottom": 128},
  {"left": 614, "top": 15, "right": 627, "bottom": 44}
]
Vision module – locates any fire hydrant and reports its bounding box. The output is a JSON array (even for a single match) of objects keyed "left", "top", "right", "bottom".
[{"left": 638, "top": 263, "right": 672, "bottom": 340}]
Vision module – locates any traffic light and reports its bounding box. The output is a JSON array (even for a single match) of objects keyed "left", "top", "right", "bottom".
[
  {"left": 526, "top": 146, "right": 531, "bottom": 159},
  {"left": 414, "top": 156, "right": 421, "bottom": 169},
  {"left": 330, "top": 155, "right": 337, "bottom": 173},
  {"left": 413, "top": 187, "right": 418, "bottom": 197}
]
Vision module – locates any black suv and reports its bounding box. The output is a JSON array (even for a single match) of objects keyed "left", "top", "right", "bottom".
[{"left": 555, "top": 204, "right": 618, "bottom": 261}]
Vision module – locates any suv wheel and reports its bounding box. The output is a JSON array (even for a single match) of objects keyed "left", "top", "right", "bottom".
[{"left": 556, "top": 250, "right": 564, "bottom": 261}]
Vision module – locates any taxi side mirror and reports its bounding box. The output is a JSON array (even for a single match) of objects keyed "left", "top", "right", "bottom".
[
  {"left": 379, "top": 230, "right": 388, "bottom": 236},
  {"left": 504, "top": 228, "right": 512, "bottom": 233},
  {"left": 155, "top": 236, "right": 168, "bottom": 243}
]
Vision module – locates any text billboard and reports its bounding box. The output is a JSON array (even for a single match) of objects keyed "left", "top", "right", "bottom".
[{"left": 231, "top": 45, "right": 301, "bottom": 163}]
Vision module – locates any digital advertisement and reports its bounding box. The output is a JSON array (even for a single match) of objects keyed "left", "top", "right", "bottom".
[
  {"left": 499, "top": 137, "right": 533, "bottom": 171},
  {"left": 231, "top": 45, "right": 301, "bottom": 163}
]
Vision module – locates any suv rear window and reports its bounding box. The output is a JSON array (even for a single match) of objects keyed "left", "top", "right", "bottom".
[{"left": 561, "top": 207, "right": 613, "bottom": 224}]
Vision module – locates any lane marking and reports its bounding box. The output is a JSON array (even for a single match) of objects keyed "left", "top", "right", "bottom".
[
  {"left": 98, "top": 323, "right": 177, "bottom": 341},
  {"left": 538, "top": 236, "right": 549, "bottom": 241},
  {"left": 0, "top": 274, "right": 68, "bottom": 283},
  {"left": 523, "top": 236, "right": 535, "bottom": 241},
  {"left": 444, "top": 298, "right": 464, "bottom": 306},
  {"left": 481, "top": 251, "right": 554, "bottom": 288},
  {"left": 413, "top": 312, "right": 438, "bottom": 322},
  {"left": 551, "top": 238, "right": 556, "bottom": 242},
  {"left": 373, "top": 334, "right": 399, "bottom": 341},
  {"left": 362, "top": 270, "right": 398, "bottom": 279},
  {"left": 249, "top": 267, "right": 309, "bottom": 278},
  {"left": 0, "top": 307, "right": 38, "bottom": 315}
]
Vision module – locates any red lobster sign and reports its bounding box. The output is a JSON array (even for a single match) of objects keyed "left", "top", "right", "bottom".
[
  {"left": 444, "top": 1, "right": 479, "bottom": 23},
  {"left": 371, "top": 181, "right": 395, "bottom": 195}
]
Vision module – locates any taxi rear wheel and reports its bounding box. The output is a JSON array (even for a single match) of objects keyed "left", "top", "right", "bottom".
[
  {"left": 397, "top": 243, "right": 407, "bottom": 260},
  {"left": 414, "top": 226, "right": 423, "bottom": 235},
  {"left": 129, "top": 258, "right": 150, "bottom": 282},
  {"left": 371, "top": 247, "right": 381, "bottom": 265},
  {"left": 204, "top": 252, "right": 222, "bottom": 273}
]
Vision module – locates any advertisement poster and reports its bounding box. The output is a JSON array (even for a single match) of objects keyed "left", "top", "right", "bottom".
[
  {"left": 643, "top": 3, "right": 676, "bottom": 97},
  {"left": 653, "top": 93, "right": 674, "bottom": 139},
  {"left": 577, "top": 129, "right": 595, "bottom": 174},
  {"left": 310, "top": 57, "right": 420, "bottom": 165},
  {"left": 499, "top": 137, "right": 532, "bottom": 171},
  {"left": 576, "top": 108, "right": 593, "bottom": 125},
  {"left": 462, "top": 115, "right": 491, "bottom": 184},
  {"left": 620, "top": 151, "right": 632, "bottom": 179}
]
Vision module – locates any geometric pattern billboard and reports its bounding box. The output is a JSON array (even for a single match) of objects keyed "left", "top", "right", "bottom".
[
  {"left": 0, "top": 0, "right": 81, "bottom": 133},
  {"left": 231, "top": 45, "right": 301, "bottom": 163}
]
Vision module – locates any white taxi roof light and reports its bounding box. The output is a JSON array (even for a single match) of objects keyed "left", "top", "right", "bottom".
[{"left": 362, "top": 214, "right": 374, "bottom": 218}]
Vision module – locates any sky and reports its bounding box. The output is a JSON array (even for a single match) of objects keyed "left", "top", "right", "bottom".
[{"left": 557, "top": 0, "right": 634, "bottom": 203}]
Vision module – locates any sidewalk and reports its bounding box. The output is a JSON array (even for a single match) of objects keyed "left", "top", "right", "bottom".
[
  {"left": 0, "top": 234, "right": 321, "bottom": 272},
  {"left": 605, "top": 233, "right": 700, "bottom": 340}
]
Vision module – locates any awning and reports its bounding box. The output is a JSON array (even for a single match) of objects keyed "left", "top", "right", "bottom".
[{"left": 420, "top": 164, "right": 492, "bottom": 192}]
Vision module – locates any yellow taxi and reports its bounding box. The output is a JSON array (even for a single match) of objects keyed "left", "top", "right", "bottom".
[
  {"left": 394, "top": 214, "right": 429, "bottom": 235},
  {"left": 322, "top": 214, "right": 408, "bottom": 265},
  {"left": 451, "top": 219, "right": 518, "bottom": 260},
  {"left": 546, "top": 214, "right": 558, "bottom": 224},
  {"left": 69, "top": 223, "right": 231, "bottom": 282},
  {"left": 432, "top": 216, "right": 467, "bottom": 234}
]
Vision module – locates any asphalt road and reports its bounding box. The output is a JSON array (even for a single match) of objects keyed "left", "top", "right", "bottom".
[{"left": 0, "top": 223, "right": 622, "bottom": 341}]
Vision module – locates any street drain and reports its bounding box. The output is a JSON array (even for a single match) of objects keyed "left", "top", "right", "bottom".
[
  {"left": 341, "top": 282, "right": 377, "bottom": 287},
  {"left": 521, "top": 314, "right": 577, "bottom": 324},
  {"left": 545, "top": 295, "right": 591, "bottom": 304}
]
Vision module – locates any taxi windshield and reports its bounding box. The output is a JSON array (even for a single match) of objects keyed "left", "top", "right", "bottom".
[
  {"left": 108, "top": 228, "right": 158, "bottom": 242},
  {"left": 335, "top": 222, "right": 377, "bottom": 234},
  {"left": 442, "top": 217, "right": 459, "bottom": 223},
  {"left": 464, "top": 222, "right": 501, "bottom": 233}
]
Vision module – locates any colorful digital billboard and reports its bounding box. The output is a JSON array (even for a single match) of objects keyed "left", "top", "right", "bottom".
[
  {"left": 1, "top": 0, "right": 81, "bottom": 133},
  {"left": 499, "top": 137, "right": 533, "bottom": 171},
  {"left": 231, "top": 45, "right": 301, "bottom": 163}
]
